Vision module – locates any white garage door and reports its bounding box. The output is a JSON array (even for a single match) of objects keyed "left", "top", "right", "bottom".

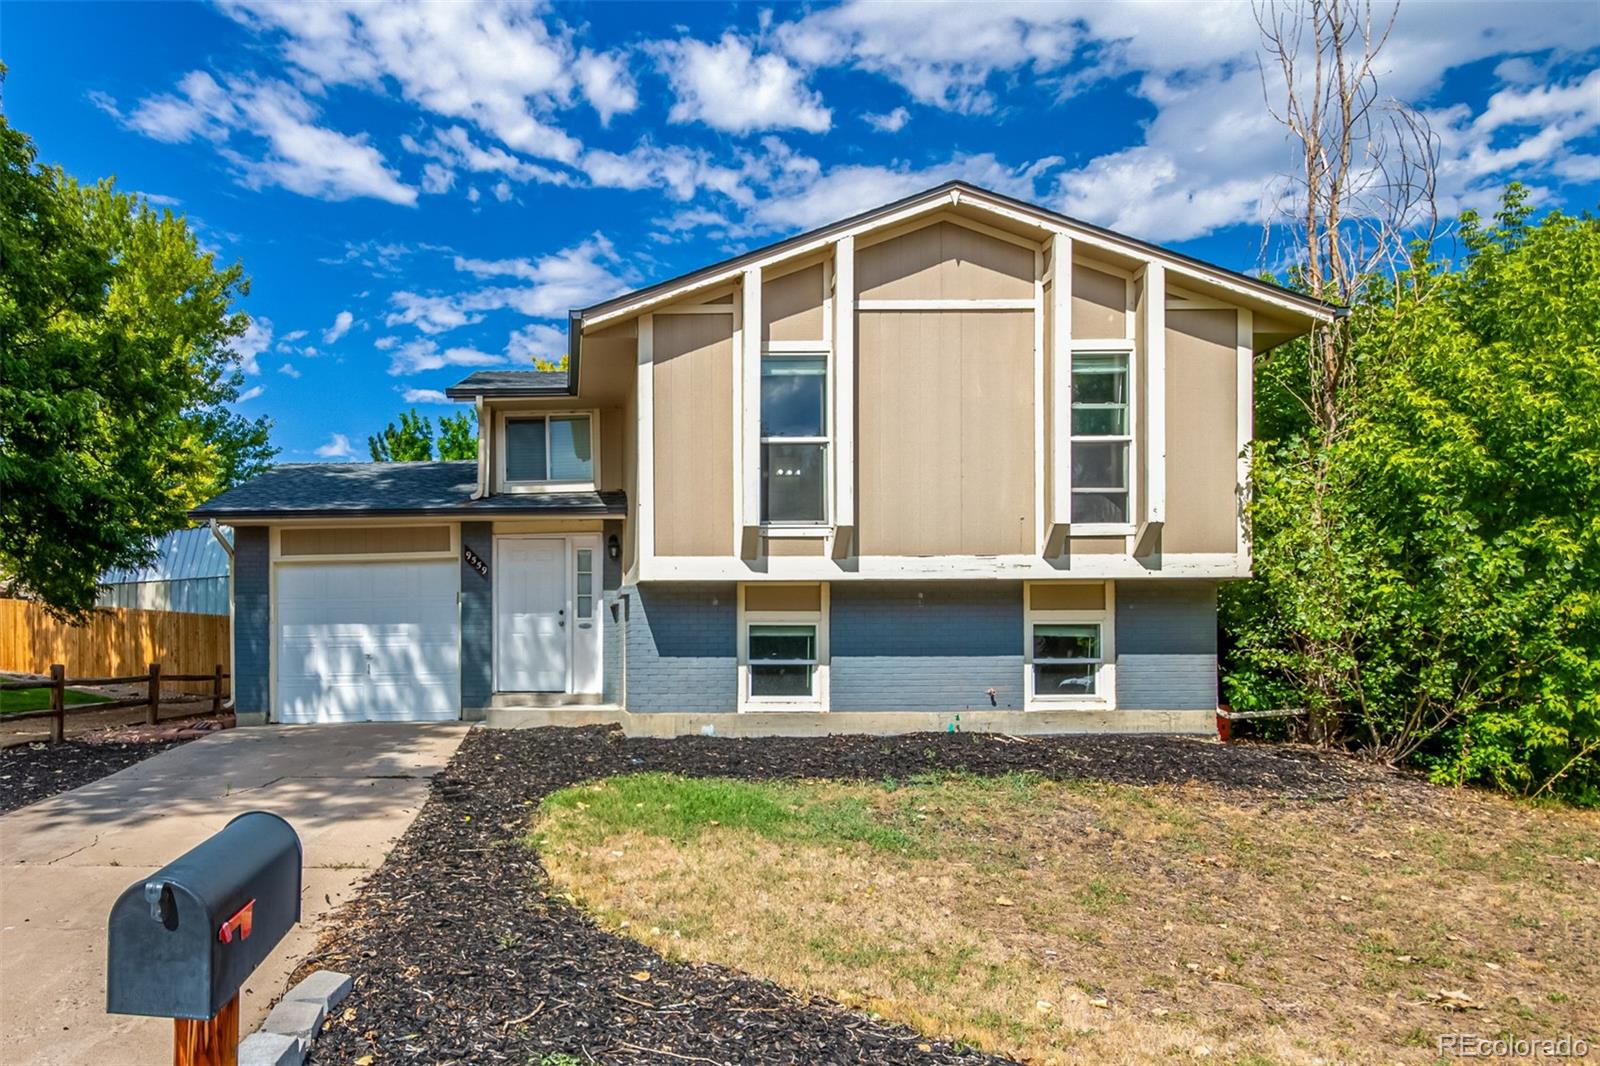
[{"left": 276, "top": 561, "right": 460, "bottom": 723}]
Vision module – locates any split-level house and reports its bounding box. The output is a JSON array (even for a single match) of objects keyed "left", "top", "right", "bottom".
[{"left": 192, "top": 182, "right": 1332, "bottom": 735}]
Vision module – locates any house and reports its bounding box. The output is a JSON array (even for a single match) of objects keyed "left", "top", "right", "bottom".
[
  {"left": 191, "top": 182, "right": 1332, "bottom": 734},
  {"left": 97, "top": 527, "right": 232, "bottom": 615}
]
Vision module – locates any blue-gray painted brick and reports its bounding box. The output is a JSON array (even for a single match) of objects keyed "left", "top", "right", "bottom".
[
  {"left": 233, "top": 526, "right": 270, "bottom": 717},
  {"left": 459, "top": 522, "right": 493, "bottom": 711},
  {"left": 622, "top": 583, "right": 737, "bottom": 712},
  {"left": 1115, "top": 582, "right": 1218, "bottom": 710},
  {"left": 831, "top": 583, "right": 1024, "bottom": 711}
]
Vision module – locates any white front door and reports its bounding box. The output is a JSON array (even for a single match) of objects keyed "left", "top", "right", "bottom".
[
  {"left": 496, "top": 538, "right": 568, "bottom": 691},
  {"left": 276, "top": 560, "right": 460, "bottom": 723}
]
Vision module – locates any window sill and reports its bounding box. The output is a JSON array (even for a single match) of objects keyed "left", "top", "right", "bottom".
[
  {"left": 760, "top": 525, "right": 832, "bottom": 539},
  {"left": 740, "top": 700, "right": 828, "bottom": 712},
  {"left": 1065, "top": 523, "right": 1135, "bottom": 537},
  {"left": 1025, "top": 699, "right": 1116, "bottom": 712},
  {"left": 497, "top": 481, "right": 597, "bottom": 495}
]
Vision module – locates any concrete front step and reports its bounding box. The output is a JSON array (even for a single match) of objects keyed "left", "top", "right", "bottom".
[{"left": 489, "top": 692, "right": 607, "bottom": 709}]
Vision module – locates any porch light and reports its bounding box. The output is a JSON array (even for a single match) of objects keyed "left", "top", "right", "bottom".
[{"left": 607, "top": 534, "right": 621, "bottom": 561}]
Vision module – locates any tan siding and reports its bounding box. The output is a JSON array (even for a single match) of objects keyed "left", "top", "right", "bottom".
[
  {"left": 578, "top": 320, "right": 636, "bottom": 405},
  {"left": 1030, "top": 582, "right": 1106, "bottom": 611},
  {"left": 1042, "top": 274, "right": 1056, "bottom": 526},
  {"left": 1069, "top": 536, "right": 1127, "bottom": 555},
  {"left": 1072, "top": 263, "right": 1126, "bottom": 339},
  {"left": 745, "top": 584, "right": 823, "bottom": 611},
  {"left": 279, "top": 525, "right": 451, "bottom": 556},
  {"left": 653, "top": 313, "right": 734, "bottom": 556},
  {"left": 857, "top": 310, "right": 1034, "bottom": 555},
  {"left": 764, "top": 538, "right": 827, "bottom": 557},
  {"left": 599, "top": 407, "right": 623, "bottom": 491},
  {"left": 1164, "top": 309, "right": 1239, "bottom": 554},
  {"left": 763, "top": 264, "right": 826, "bottom": 343},
  {"left": 858, "top": 221, "right": 1033, "bottom": 301},
  {"left": 621, "top": 386, "right": 638, "bottom": 572}
]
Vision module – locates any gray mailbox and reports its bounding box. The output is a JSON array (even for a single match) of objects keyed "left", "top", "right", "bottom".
[{"left": 107, "top": 810, "right": 302, "bottom": 1020}]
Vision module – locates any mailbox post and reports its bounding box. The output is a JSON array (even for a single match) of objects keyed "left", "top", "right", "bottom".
[{"left": 108, "top": 811, "right": 302, "bottom": 1066}]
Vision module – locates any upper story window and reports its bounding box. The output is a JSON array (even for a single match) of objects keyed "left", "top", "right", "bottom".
[
  {"left": 760, "top": 354, "right": 827, "bottom": 524},
  {"left": 1070, "top": 351, "right": 1130, "bottom": 525},
  {"left": 501, "top": 414, "right": 594, "bottom": 488}
]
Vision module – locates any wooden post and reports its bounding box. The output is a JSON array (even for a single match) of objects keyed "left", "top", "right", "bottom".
[
  {"left": 147, "top": 662, "right": 161, "bottom": 726},
  {"left": 173, "top": 993, "right": 238, "bottom": 1066},
  {"left": 211, "top": 664, "right": 223, "bottom": 715},
  {"left": 49, "top": 664, "right": 65, "bottom": 744}
]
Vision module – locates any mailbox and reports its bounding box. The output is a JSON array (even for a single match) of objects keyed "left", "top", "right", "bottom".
[{"left": 107, "top": 810, "right": 302, "bottom": 1021}]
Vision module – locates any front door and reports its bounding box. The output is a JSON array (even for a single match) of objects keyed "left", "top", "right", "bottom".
[{"left": 495, "top": 538, "right": 568, "bottom": 692}]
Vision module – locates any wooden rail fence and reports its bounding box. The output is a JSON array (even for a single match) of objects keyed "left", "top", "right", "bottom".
[
  {"left": 0, "top": 598, "right": 229, "bottom": 695},
  {"left": 1, "top": 663, "right": 229, "bottom": 743}
]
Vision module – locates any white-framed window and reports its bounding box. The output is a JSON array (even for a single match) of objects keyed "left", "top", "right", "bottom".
[
  {"left": 1070, "top": 349, "right": 1133, "bottom": 527},
  {"left": 737, "top": 584, "right": 829, "bottom": 710},
  {"left": 574, "top": 547, "right": 595, "bottom": 620},
  {"left": 760, "top": 353, "right": 828, "bottom": 525},
  {"left": 498, "top": 412, "right": 596, "bottom": 491},
  {"left": 1024, "top": 583, "right": 1115, "bottom": 708}
]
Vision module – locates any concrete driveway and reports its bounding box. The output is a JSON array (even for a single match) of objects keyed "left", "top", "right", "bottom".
[{"left": 0, "top": 724, "right": 468, "bottom": 1066}]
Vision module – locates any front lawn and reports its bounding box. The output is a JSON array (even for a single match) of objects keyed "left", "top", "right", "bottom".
[
  {"left": 0, "top": 686, "right": 112, "bottom": 715},
  {"left": 538, "top": 770, "right": 1600, "bottom": 1064}
]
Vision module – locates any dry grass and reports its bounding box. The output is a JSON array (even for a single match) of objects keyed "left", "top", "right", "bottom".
[{"left": 534, "top": 771, "right": 1600, "bottom": 1065}]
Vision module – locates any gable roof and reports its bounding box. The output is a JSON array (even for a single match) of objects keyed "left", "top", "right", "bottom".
[
  {"left": 190, "top": 461, "right": 626, "bottom": 521},
  {"left": 576, "top": 180, "right": 1336, "bottom": 327}
]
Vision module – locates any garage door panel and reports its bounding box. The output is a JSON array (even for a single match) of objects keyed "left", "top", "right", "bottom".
[{"left": 276, "top": 561, "right": 460, "bottom": 724}]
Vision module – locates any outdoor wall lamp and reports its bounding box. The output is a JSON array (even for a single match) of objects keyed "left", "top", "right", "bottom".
[{"left": 607, "top": 534, "right": 621, "bottom": 561}]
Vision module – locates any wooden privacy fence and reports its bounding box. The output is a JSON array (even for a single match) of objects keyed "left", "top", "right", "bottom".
[
  {"left": 1, "top": 663, "right": 230, "bottom": 742},
  {"left": 0, "top": 598, "right": 229, "bottom": 695}
]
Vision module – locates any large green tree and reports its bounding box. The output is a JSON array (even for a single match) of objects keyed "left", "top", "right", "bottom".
[
  {"left": 368, "top": 409, "right": 476, "bottom": 461},
  {"left": 1224, "top": 188, "right": 1600, "bottom": 803},
  {"left": 0, "top": 113, "right": 275, "bottom": 620}
]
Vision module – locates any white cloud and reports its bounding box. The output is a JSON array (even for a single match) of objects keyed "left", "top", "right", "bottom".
[
  {"left": 506, "top": 323, "right": 568, "bottom": 363},
  {"left": 387, "top": 291, "right": 484, "bottom": 334},
  {"left": 862, "top": 107, "right": 910, "bottom": 133},
  {"left": 492, "top": 180, "right": 514, "bottom": 202},
  {"left": 448, "top": 234, "right": 628, "bottom": 318},
  {"left": 322, "top": 309, "right": 355, "bottom": 344},
  {"left": 402, "top": 126, "right": 575, "bottom": 190},
  {"left": 385, "top": 338, "right": 506, "bottom": 375},
  {"left": 278, "top": 363, "right": 301, "bottom": 378},
  {"left": 221, "top": 0, "right": 583, "bottom": 163},
  {"left": 237, "top": 384, "right": 266, "bottom": 402},
  {"left": 574, "top": 49, "right": 638, "bottom": 125},
  {"left": 420, "top": 162, "right": 455, "bottom": 194},
  {"left": 315, "top": 433, "right": 358, "bottom": 459},
  {"left": 656, "top": 33, "right": 832, "bottom": 134},
  {"left": 373, "top": 335, "right": 400, "bottom": 350},
  {"left": 108, "top": 73, "right": 416, "bottom": 205},
  {"left": 230, "top": 316, "right": 272, "bottom": 375},
  {"left": 402, "top": 387, "right": 451, "bottom": 404}
]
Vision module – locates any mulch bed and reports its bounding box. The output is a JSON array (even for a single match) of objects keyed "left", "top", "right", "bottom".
[
  {"left": 301, "top": 726, "right": 1432, "bottom": 1065},
  {"left": 0, "top": 737, "right": 190, "bottom": 814}
]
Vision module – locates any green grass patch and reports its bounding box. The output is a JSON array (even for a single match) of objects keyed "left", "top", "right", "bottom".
[
  {"left": 536, "top": 772, "right": 926, "bottom": 853},
  {"left": 0, "top": 687, "right": 112, "bottom": 715}
]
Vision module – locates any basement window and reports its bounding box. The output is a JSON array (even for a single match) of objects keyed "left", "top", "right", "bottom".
[
  {"left": 739, "top": 584, "right": 830, "bottom": 711},
  {"left": 748, "top": 625, "right": 817, "bottom": 698},
  {"left": 1025, "top": 582, "right": 1115, "bottom": 709}
]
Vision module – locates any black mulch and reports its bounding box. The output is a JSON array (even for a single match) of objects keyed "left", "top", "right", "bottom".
[
  {"left": 303, "top": 727, "right": 1427, "bottom": 1065},
  {"left": 0, "top": 738, "right": 189, "bottom": 814}
]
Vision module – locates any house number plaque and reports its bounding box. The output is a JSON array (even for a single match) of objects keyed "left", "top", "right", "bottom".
[{"left": 463, "top": 546, "right": 488, "bottom": 578}]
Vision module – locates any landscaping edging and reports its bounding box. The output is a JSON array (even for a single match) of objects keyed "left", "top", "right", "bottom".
[{"left": 295, "top": 726, "right": 1424, "bottom": 1064}]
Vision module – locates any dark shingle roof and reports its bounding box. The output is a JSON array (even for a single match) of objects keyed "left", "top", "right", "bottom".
[
  {"left": 445, "top": 369, "right": 571, "bottom": 399},
  {"left": 190, "top": 461, "right": 625, "bottom": 520}
]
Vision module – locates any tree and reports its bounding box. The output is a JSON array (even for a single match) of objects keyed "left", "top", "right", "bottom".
[
  {"left": 368, "top": 408, "right": 477, "bottom": 461},
  {"left": 0, "top": 110, "right": 275, "bottom": 621},
  {"left": 1225, "top": 191, "right": 1600, "bottom": 802},
  {"left": 437, "top": 411, "right": 477, "bottom": 460},
  {"left": 368, "top": 409, "right": 436, "bottom": 461}
]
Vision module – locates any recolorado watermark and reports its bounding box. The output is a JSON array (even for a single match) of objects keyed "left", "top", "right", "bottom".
[{"left": 1439, "top": 1034, "right": 1591, "bottom": 1059}]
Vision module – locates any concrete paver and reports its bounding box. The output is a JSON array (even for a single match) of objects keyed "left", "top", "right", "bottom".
[{"left": 0, "top": 723, "right": 467, "bottom": 1066}]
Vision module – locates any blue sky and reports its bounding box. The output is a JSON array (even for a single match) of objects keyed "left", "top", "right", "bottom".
[{"left": 5, "top": 1, "right": 1598, "bottom": 461}]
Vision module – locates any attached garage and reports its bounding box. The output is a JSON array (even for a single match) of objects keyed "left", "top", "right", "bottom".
[{"left": 275, "top": 559, "right": 460, "bottom": 723}]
